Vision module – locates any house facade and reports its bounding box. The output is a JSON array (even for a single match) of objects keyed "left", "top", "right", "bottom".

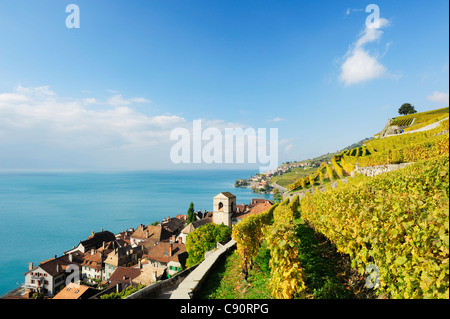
[
  {"left": 24, "top": 251, "right": 84, "bottom": 297},
  {"left": 103, "top": 245, "right": 143, "bottom": 280},
  {"left": 145, "top": 242, "right": 187, "bottom": 278}
]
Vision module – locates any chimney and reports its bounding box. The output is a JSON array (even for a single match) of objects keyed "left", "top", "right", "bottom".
[
  {"left": 169, "top": 243, "right": 173, "bottom": 257},
  {"left": 145, "top": 230, "right": 149, "bottom": 238},
  {"left": 28, "top": 262, "right": 33, "bottom": 271},
  {"left": 102, "top": 241, "right": 105, "bottom": 249},
  {"left": 56, "top": 264, "right": 61, "bottom": 273},
  {"left": 116, "top": 283, "right": 121, "bottom": 293},
  {"left": 91, "top": 249, "right": 95, "bottom": 256},
  {"left": 54, "top": 254, "right": 57, "bottom": 259},
  {"left": 101, "top": 228, "right": 103, "bottom": 232},
  {"left": 69, "top": 254, "right": 73, "bottom": 262},
  {"left": 178, "top": 236, "right": 182, "bottom": 244},
  {"left": 138, "top": 260, "right": 142, "bottom": 269},
  {"left": 91, "top": 230, "right": 95, "bottom": 236},
  {"left": 171, "top": 235, "right": 175, "bottom": 243}
]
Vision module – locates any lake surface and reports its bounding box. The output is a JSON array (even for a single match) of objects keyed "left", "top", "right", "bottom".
[{"left": 0, "top": 169, "right": 270, "bottom": 296}]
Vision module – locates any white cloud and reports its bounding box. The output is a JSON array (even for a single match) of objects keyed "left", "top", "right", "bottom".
[
  {"left": 284, "top": 144, "right": 294, "bottom": 152},
  {"left": 0, "top": 85, "right": 247, "bottom": 170},
  {"left": 130, "top": 97, "right": 151, "bottom": 103},
  {"left": 106, "top": 94, "right": 151, "bottom": 106},
  {"left": 346, "top": 8, "right": 364, "bottom": 16},
  {"left": 83, "top": 97, "right": 97, "bottom": 104},
  {"left": 106, "top": 94, "right": 131, "bottom": 106},
  {"left": 340, "top": 49, "right": 386, "bottom": 86},
  {"left": 15, "top": 85, "right": 56, "bottom": 97},
  {"left": 339, "top": 17, "right": 391, "bottom": 86},
  {"left": 427, "top": 91, "right": 449, "bottom": 104},
  {"left": 268, "top": 117, "right": 285, "bottom": 122},
  {"left": 0, "top": 93, "right": 31, "bottom": 104},
  {"left": 0, "top": 86, "right": 183, "bottom": 169}
]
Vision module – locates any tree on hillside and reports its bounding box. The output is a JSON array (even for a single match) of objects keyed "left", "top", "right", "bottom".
[
  {"left": 185, "top": 223, "right": 232, "bottom": 267},
  {"left": 398, "top": 103, "right": 417, "bottom": 115},
  {"left": 186, "top": 202, "right": 196, "bottom": 224}
]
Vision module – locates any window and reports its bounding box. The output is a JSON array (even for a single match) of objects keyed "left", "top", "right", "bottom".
[
  {"left": 75, "top": 290, "right": 79, "bottom": 294},
  {"left": 67, "top": 287, "right": 71, "bottom": 291}
]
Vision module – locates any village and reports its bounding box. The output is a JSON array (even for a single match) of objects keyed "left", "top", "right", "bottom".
[
  {"left": 7, "top": 192, "right": 273, "bottom": 299},
  {"left": 235, "top": 161, "right": 323, "bottom": 193}
]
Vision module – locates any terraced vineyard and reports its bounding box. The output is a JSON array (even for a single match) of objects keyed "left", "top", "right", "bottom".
[
  {"left": 391, "top": 107, "right": 449, "bottom": 131},
  {"left": 219, "top": 107, "right": 449, "bottom": 299}
]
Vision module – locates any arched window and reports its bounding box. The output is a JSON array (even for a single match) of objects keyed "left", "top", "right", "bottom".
[{"left": 218, "top": 202, "right": 224, "bottom": 212}]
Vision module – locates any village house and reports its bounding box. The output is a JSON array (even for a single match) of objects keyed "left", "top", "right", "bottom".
[
  {"left": 132, "top": 261, "right": 165, "bottom": 285},
  {"left": 130, "top": 224, "right": 172, "bottom": 247},
  {"left": 160, "top": 216, "right": 185, "bottom": 234},
  {"left": 80, "top": 250, "right": 105, "bottom": 282},
  {"left": 107, "top": 266, "right": 142, "bottom": 291},
  {"left": 106, "top": 262, "right": 165, "bottom": 290},
  {"left": 115, "top": 228, "right": 135, "bottom": 245},
  {"left": 65, "top": 230, "right": 116, "bottom": 254},
  {"left": 23, "top": 251, "right": 84, "bottom": 297},
  {"left": 177, "top": 217, "right": 212, "bottom": 244},
  {"left": 103, "top": 245, "right": 144, "bottom": 280},
  {"left": 130, "top": 215, "right": 186, "bottom": 247},
  {"left": 145, "top": 242, "right": 187, "bottom": 278}
]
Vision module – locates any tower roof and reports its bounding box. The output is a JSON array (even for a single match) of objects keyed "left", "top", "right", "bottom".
[{"left": 215, "top": 192, "right": 236, "bottom": 199}]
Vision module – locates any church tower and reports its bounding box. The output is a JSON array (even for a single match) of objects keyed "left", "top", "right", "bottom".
[{"left": 212, "top": 192, "right": 236, "bottom": 228}]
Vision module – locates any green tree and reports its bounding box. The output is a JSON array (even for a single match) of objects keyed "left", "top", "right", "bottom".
[
  {"left": 398, "top": 103, "right": 417, "bottom": 115},
  {"left": 185, "top": 223, "right": 232, "bottom": 267},
  {"left": 186, "top": 202, "right": 196, "bottom": 224}
]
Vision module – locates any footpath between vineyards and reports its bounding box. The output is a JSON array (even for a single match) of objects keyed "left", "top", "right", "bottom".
[{"left": 198, "top": 217, "right": 381, "bottom": 299}]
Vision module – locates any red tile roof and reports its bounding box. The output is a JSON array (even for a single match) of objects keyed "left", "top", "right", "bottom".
[
  {"left": 146, "top": 242, "right": 187, "bottom": 266},
  {"left": 234, "top": 202, "right": 273, "bottom": 220}
]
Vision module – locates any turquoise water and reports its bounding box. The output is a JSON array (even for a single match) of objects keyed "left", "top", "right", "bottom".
[{"left": 0, "top": 169, "right": 270, "bottom": 296}]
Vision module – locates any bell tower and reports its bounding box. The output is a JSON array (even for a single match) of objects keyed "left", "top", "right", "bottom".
[{"left": 212, "top": 192, "right": 236, "bottom": 228}]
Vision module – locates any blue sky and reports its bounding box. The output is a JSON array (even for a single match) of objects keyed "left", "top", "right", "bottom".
[{"left": 0, "top": 0, "right": 448, "bottom": 170}]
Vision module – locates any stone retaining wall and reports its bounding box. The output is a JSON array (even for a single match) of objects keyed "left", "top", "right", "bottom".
[
  {"left": 124, "top": 264, "right": 199, "bottom": 299},
  {"left": 170, "top": 239, "right": 236, "bottom": 299},
  {"left": 354, "top": 162, "right": 412, "bottom": 177}
]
